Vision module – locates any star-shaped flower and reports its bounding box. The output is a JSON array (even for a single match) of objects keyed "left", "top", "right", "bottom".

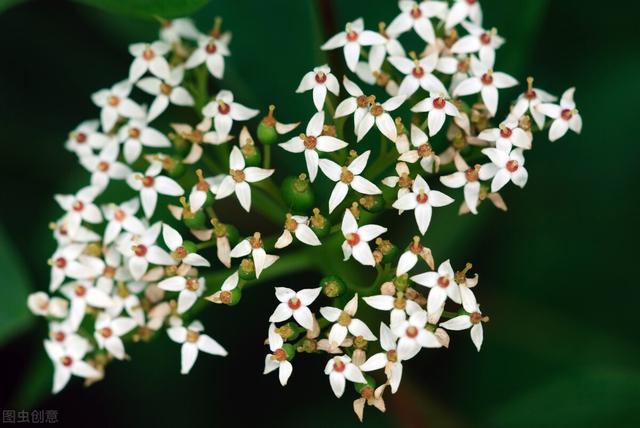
[
  {"left": 264, "top": 323, "right": 294, "bottom": 386},
  {"left": 229, "top": 232, "right": 278, "bottom": 279},
  {"left": 268, "top": 286, "right": 321, "bottom": 330},
  {"left": 117, "top": 222, "right": 175, "bottom": 280},
  {"left": 451, "top": 22, "right": 504, "bottom": 67},
  {"left": 215, "top": 146, "right": 274, "bottom": 212},
  {"left": 356, "top": 94, "right": 406, "bottom": 142},
  {"left": 102, "top": 198, "right": 146, "bottom": 245},
  {"left": 136, "top": 65, "right": 195, "bottom": 122},
  {"left": 359, "top": 323, "right": 404, "bottom": 393},
  {"left": 320, "top": 294, "right": 377, "bottom": 347},
  {"left": 118, "top": 117, "right": 172, "bottom": 163},
  {"left": 391, "top": 309, "right": 442, "bottom": 360},
  {"left": 202, "top": 90, "right": 259, "bottom": 141},
  {"left": 334, "top": 76, "right": 370, "bottom": 130},
  {"left": 321, "top": 18, "right": 386, "bottom": 72},
  {"left": 127, "top": 162, "right": 184, "bottom": 218},
  {"left": 410, "top": 260, "right": 462, "bottom": 314},
  {"left": 91, "top": 80, "right": 145, "bottom": 132},
  {"left": 158, "top": 275, "right": 205, "bottom": 314},
  {"left": 128, "top": 41, "right": 171, "bottom": 82},
  {"left": 340, "top": 208, "right": 387, "bottom": 266},
  {"left": 439, "top": 304, "right": 488, "bottom": 351},
  {"left": 411, "top": 94, "right": 460, "bottom": 136},
  {"left": 94, "top": 313, "right": 137, "bottom": 360},
  {"left": 48, "top": 244, "right": 102, "bottom": 292},
  {"left": 368, "top": 22, "right": 405, "bottom": 71},
  {"left": 478, "top": 147, "right": 528, "bottom": 192},
  {"left": 440, "top": 153, "right": 482, "bottom": 214},
  {"left": 510, "top": 77, "right": 557, "bottom": 130},
  {"left": 324, "top": 355, "right": 367, "bottom": 398},
  {"left": 60, "top": 280, "right": 113, "bottom": 330},
  {"left": 65, "top": 120, "right": 109, "bottom": 157},
  {"left": 159, "top": 18, "right": 200, "bottom": 43},
  {"left": 167, "top": 320, "right": 227, "bottom": 374},
  {"left": 80, "top": 141, "right": 131, "bottom": 190},
  {"left": 296, "top": 65, "right": 340, "bottom": 111},
  {"left": 536, "top": 87, "right": 582, "bottom": 142},
  {"left": 363, "top": 294, "right": 423, "bottom": 328},
  {"left": 388, "top": 52, "right": 449, "bottom": 97},
  {"left": 184, "top": 35, "right": 230, "bottom": 79},
  {"left": 445, "top": 0, "right": 483, "bottom": 29},
  {"left": 162, "top": 223, "right": 210, "bottom": 267},
  {"left": 478, "top": 118, "right": 532, "bottom": 151},
  {"left": 387, "top": 1, "right": 449, "bottom": 44},
  {"left": 396, "top": 236, "right": 435, "bottom": 276},
  {"left": 392, "top": 175, "right": 454, "bottom": 235},
  {"left": 274, "top": 214, "right": 321, "bottom": 249},
  {"left": 279, "top": 111, "right": 348, "bottom": 182},
  {"left": 54, "top": 185, "right": 103, "bottom": 233},
  {"left": 44, "top": 335, "right": 100, "bottom": 393}
]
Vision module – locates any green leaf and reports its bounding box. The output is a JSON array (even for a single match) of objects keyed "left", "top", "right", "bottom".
[
  {"left": 73, "top": 0, "right": 210, "bottom": 19},
  {"left": 0, "top": 0, "right": 25, "bottom": 14},
  {"left": 0, "top": 223, "right": 33, "bottom": 346}
]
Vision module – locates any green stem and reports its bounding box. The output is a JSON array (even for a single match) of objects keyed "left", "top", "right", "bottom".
[{"left": 263, "top": 144, "right": 272, "bottom": 169}]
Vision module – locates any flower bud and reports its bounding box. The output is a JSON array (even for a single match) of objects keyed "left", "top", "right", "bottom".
[
  {"left": 375, "top": 238, "right": 398, "bottom": 264},
  {"left": 298, "top": 338, "right": 317, "bottom": 353},
  {"left": 219, "top": 287, "right": 242, "bottom": 306},
  {"left": 309, "top": 208, "right": 331, "bottom": 238},
  {"left": 238, "top": 258, "right": 256, "bottom": 280},
  {"left": 257, "top": 105, "right": 278, "bottom": 145},
  {"left": 354, "top": 374, "right": 376, "bottom": 394},
  {"left": 321, "top": 275, "right": 346, "bottom": 298},
  {"left": 359, "top": 194, "right": 385, "bottom": 213},
  {"left": 380, "top": 281, "right": 396, "bottom": 296},
  {"left": 393, "top": 274, "right": 409, "bottom": 291},
  {"left": 281, "top": 174, "right": 315, "bottom": 213}
]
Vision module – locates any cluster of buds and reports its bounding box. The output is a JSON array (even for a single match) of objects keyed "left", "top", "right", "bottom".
[{"left": 29, "top": 1, "right": 580, "bottom": 422}]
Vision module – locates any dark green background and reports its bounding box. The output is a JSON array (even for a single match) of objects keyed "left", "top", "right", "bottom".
[{"left": 0, "top": 0, "right": 638, "bottom": 427}]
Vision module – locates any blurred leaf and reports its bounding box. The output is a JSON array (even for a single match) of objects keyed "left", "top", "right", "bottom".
[
  {"left": 0, "top": 223, "right": 32, "bottom": 346},
  {"left": 73, "top": 0, "right": 210, "bottom": 19},
  {"left": 0, "top": 0, "right": 24, "bottom": 13},
  {"left": 11, "top": 352, "right": 50, "bottom": 408}
]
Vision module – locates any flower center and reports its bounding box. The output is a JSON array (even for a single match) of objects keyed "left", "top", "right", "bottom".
[
  {"left": 346, "top": 232, "right": 361, "bottom": 247},
  {"left": 480, "top": 32, "right": 492, "bottom": 45},
  {"left": 315, "top": 72, "right": 327, "bottom": 84},
  {"left": 55, "top": 257, "right": 67, "bottom": 268},
  {"left": 356, "top": 95, "right": 369, "bottom": 108},
  {"left": 98, "top": 161, "right": 109, "bottom": 172},
  {"left": 412, "top": 66, "right": 425, "bottom": 78},
  {"left": 465, "top": 166, "right": 480, "bottom": 182},
  {"left": 470, "top": 312, "right": 483, "bottom": 324},
  {"left": 457, "top": 58, "right": 470, "bottom": 73},
  {"left": 524, "top": 89, "right": 537, "bottom": 100},
  {"left": 417, "top": 143, "right": 433, "bottom": 157},
  {"left": 53, "top": 331, "right": 66, "bottom": 342},
  {"left": 340, "top": 167, "right": 354, "bottom": 184},
  {"left": 433, "top": 97, "right": 446, "bottom": 109},
  {"left": 205, "top": 42, "right": 217, "bottom": 54},
  {"left": 274, "top": 348, "right": 287, "bottom": 361},
  {"left": 74, "top": 284, "right": 87, "bottom": 297},
  {"left": 302, "top": 134, "right": 317, "bottom": 150},
  {"left": 346, "top": 31, "right": 358, "bottom": 42},
  {"left": 218, "top": 102, "right": 231, "bottom": 115},
  {"left": 288, "top": 297, "right": 301, "bottom": 310},
  {"left": 228, "top": 169, "right": 245, "bottom": 183},
  {"left": 410, "top": 6, "right": 422, "bottom": 18},
  {"left": 437, "top": 276, "right": 450, "bottom": 288},
  {"left": 114, "top": 209, "right": 126, "bottom": 222},
  {"left": 100, "top": 327, "right": 113, "bottom": 338},
  {"left": 481, "top": 73, "right": 494, "bottom": 85},
  {"left": 60, "top": 356, "right": 73, "bottom": 367},
  {"left": 173, "top": 246, "right": 188, "bottom": 259},
  {"left": 128, "top": 127, "right": 141, "bottom": 139},
  {"left": 561, "top": 109, "right": 573, "bottom": 121},
  {"left": 386, "top": 349, "right": 398, "bottom": 362},
  {"left": 75, "top": 132, "right": 87, "bottom": 143},
  {"left": 134, "top": 244, "right": 148, "bottom": 257},
  {"left": 333, "top": 359, "right": 346, "bottom": 372},
  {"left": 398, "top": 174, "right": 413, "bottom": 188},
  {"left": 467, "top": 0, "right": 477, "bottom": 4},
  {"left": 506, "top": 160, "right": 519, "bottom": 172},
  {"left": 142, "top": 47, "right": 155, "bottom": 60},
  {"left": 500, "top": 127, "right": 513, "bottom": 138},
  {"left": 159, "top": 83, "right": 173, "bottom": 95},
  {"left": 393, "top": 297, "right": 406, "bottom": 309},
  {"left": 103, "top": 266, "right": 116, "bottom": 278},
  {"left": 338, "top": 311, "right": 352, "bottom": 326},
  {"left": 406, "top": 326, "right": 419, "bottom": 338},
  {"left": 142, "top": 176, "right": 155, "bottom": 187},
  {"left": 72, "top": 200, "right": 84, "bottom": 212},
  {"left": 186, "top": 329, "right": 200, "bottom": 343},
  {"left": 186, "top": 278, "right": 200, "bottom": 291},
  {"left": 107, "top": 95, "right": 120, "bottom": 107},
  {"left": 370, "top": 104, "right": 384, "bottom": 117},
  {"left": 416, "top": 191, "right": 429, "bottom": 204}
]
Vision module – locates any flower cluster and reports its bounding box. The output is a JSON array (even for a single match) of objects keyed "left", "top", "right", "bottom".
[{"left": 29, "top": 3, "right": 580, "bottom": 422}]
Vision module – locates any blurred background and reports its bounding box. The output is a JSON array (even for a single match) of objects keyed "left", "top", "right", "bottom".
[{"left": 0, "top": 0, "right": 638, "bottom": 427}]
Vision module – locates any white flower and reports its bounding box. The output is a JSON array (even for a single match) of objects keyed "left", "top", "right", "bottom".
[
  {"left": 321, "top": 18, "right": 386, "bottom": 72},
  {"left": 296, "top": 65, "right": 340, "bottom": 111},
  {"left": 48, "top": 244, "right": 102, "bottom": 292},
  {"left": 229, "top": 232, "right": 278, "bottom": 279},
  {"left": 392, "top": 175, "right": 454, "bottom": 235},
  {"left": 510, "top": 77, "right": 557, "bottom": 130},
  {"left": 440, "top": 153, "right": 482, "bottom": 214},
  {"left": 388, "top": 52, "right": 449, "bottom": 97},
  {"left": 478, "top": 119, "right": 532, "bottom": 151},
  {"left": 184, "top": 35, "right": 230, "bottom": 79},
  {"left": 127, "top": 162, "right": 184, "bottom": 218},
  {"left": 410, "top": 260, "right": 462, "bottom": 314},
  {"left": 215, "top": 146, "right": 274, "bottom": 212},
  {"left": 44, "top": 335, "right": 100, "bottom": 393},
  {"left": 368, "top": 23, "right": 405, "bottom": 71},
  {"left": 387, "top": 1, "right": 449, "bottom": 44},
  {"left": 411, "top": 95, "right": 459, "bottom": 137},
  {"left": 453, "top": 55, "right": 518, "bottom": 117},
  {"left": 274, "top": 215, "right": 321, "bottom": 249},
  {"left": 359, "top": 323, "right": 404, "bottom": 393},
  {"left": 117, "top": 222, "right": 175, "bottom": 280},
  {"left": 439, "top": 305, "right": 486, "bottom": 351},
  {"left": 202, "top": 90, "right": 259, "bottom": 141},
  {"left": 279, "top": 112, "right": 348, "bottom": 182},
  {"left": 391, "top": 309, "right": 442, "bottom": 360},
  {"left": 159, "top": 18, "right": 200, "bottom": 43},
  {"left": 105, "top": 281, "right": 146, "bottom": 326},
  {"left": 220, "top": 271, "right": 239, "bottom": 291},
  {"left": 324, "top": 355, "right": 367, "bottom": 398},
  {"left": 128, "top": 41, "right": 171, "bottom": 82},
  {"left": 321, "top": 294, "right": 377, "bottom": 347},
  {"left": 382, "top": 162, "right": 413, "bottom": 201},
  {"left": 363, "top": 294, "right": 423, "bottom": 328},
  {"left": 170, "top": 122, "right": 233, "bottom": 165},
  {"left": 340, "top": 209, "right": 387, "bottom": 267},
  {"left": 94, "top": 313, "right": 137, "bottom": 360},
  {"left": 189, "top": 170, "right": 224, "bottom": 212},
  {"left": 536, "top": 87, "right": 582, "bottom": 142},
  {"left": 60, "top": 280, "right": 113, "bottom": 330},
  {"left": 47, "top": 320, "right": 78, "bottom": 345},
  {"left": 50, "top": 217, "right": 100, "bottom": 247},
  {"left": 451, "top": 22, "right": 504, "bottom": 67},
  {"left": 80, "top": 141, "right": 131, "bottom": 190},
  {"left": 355, "top": 62, "right": 400, "bottom": 97},
  {"left": 445, "top": 0, "right": 483, "bottom": 29},
  {"left": 54, "top": 185, "right": 103, "bottom": 233},
  {"left": 27, "top": 292, "right": 68, "bottom": 318},
  {"left": 264, "top": 324, "right": 294, "bottom": 386},
  {"left": 136, "top": 66, "right": 195, "bottom": 122},
  {"left": 268, "top": 286, "right": 321, "bottom": 330},
  {"left": 158, "top": 276, "right": 205, "bottom": 314},
  {"left": 91, "top": 80, "right": 145, "bottom": 132},
  {"left": 334, "top": 76, "right": 370, "bottom": 130},
  {"left": 479, "top": 147, "right": 528, "bottom": 192},
  {"left": 118, "top": 118, "right": 172, "bottom": 164},
  {"left": 167, "top": 320, "right": 227, "bottom": 374},
  {"left": 102, "top": 198, "right": 146, "bottom": 245},
  {"left": 356, "top": 94, "right": 406, "bottom": 142},
  {"left": 65, "top": 120, "right": 109, "bottom": 157},
  {"left": 395, "top": 236, "right": 435, "bottom": 276},
  {"left": 162, "top": 223, "right": 210, "bottom": 267}
]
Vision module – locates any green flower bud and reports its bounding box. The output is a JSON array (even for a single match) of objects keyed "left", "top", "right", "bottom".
[
  {"left": 282, "top": 343, "right": 296, "bottom": 361},
  {"left": 241, "top": 140, "right": 262, "bottom": 167},
  {"left": 321, "top": 275, "right": 346, "bottom": 298},
  {"left": 257, "top": 105, "right": 279, "bottom": 145},
  {"left": 220, "top": 287, "right": 242, "bottom": 306},
  {"left": 309, "top": 208, "right": 331, "bottom": 238},
  {"left": 165, "top": 157, "right": 185, "bottom": 178},
  {"left": 238, "top": 258, "right": 256, "bottom": 280},
  {"left": 281, "top": 174, "right": 315, "bottom": 213},
  {"left": 394, "top": 274, "right": 409, "bottom": 291},
  {"left": 354, "top": 374, "right": 376, "bottom": 394},
  {"left": 299, "top": 338, "right": 317, "bottom": 353},
  {"left": 359, "top": 194, "right": 385, "bottom": 213},
  {"left": 179, "top": 196, "right": 206, "bottom": 229}
]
